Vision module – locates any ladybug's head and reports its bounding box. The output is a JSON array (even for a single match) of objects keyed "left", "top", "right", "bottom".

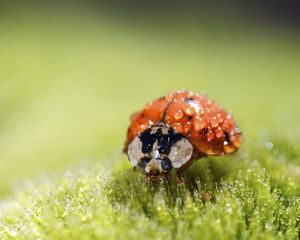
[{"left": 127, "top": 124, "right": 193, "bottom": 180}]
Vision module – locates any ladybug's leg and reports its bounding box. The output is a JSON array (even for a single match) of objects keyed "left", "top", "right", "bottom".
[
  {"left": 176, "top": 159, "right": 193, "bottom": 184},
  {"left": 162, "top": 172, "right": 171, "bottom": 182}
]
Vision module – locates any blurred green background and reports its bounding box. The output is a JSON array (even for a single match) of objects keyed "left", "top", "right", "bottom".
[{"left": 0, "top": 2, "right": 300, "bottom": 196}]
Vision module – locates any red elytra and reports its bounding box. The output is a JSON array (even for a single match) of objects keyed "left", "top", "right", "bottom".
[{"left": 124, "top": 90, "right": 242, "bottom": 160}]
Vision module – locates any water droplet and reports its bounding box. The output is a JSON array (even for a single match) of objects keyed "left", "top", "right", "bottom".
[
  {"left": 193, "top": 117, "right": 206, "bottom": 131},
  {"left": 226, "top": 203, "right": 233, "bottom": 213},
  {"left": 184, "top": 105, "right": 196, "bottom": 116},
  {"left": 174, "top": 123, "right": 183, "bottom": 133},
  {"left": 211, "top": 116, "right": 219, "bottom": 128},
  {"left": 207, "top": 131, "right": 214, "bottom": 141},
  {"left": 81, "top": 214, "right": 88, "bottom": 222},
  {"left": 265, "top": 223, "right": 272, "bottom": 230},
  {"left": 265, "top": 142, "right": 273, "bottom": 149},
  {"left": 184, "top": 122, "right": 192, "bottom": 133},
  {"left": 8, "top": 229, "right": 17, "bottom": 237},
  {"left": 215, "top": 127, "right": 223, "bottom": 138},
  {"left": 174, "top": 109, "right": 184, "bottom": 120},
  {"left": 65, "top": 170, "right": 72, "bottom": 178}
]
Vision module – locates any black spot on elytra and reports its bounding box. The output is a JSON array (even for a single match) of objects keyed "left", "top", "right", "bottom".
[
  {"left": 201, "top": 128, "right": 209, "bottom": 134},
  {"left": 188, "top": 116, "right": 193, "bottom": 120},
  {"left": 141, "top": 113, "right": 145, "bottom": 118},
  {"left": 184, "top": 97, "right": 194, "bottom": 102},
  {"left": 224, "top": 131, "right": 231, "bottom": 143},
  {"left": 139, "top": 126, "right": 183, "bottom": 154}
]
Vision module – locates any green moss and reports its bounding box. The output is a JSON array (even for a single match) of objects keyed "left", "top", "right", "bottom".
[{"left": 0, "top": 140, "right": 299, "bottom": 240}]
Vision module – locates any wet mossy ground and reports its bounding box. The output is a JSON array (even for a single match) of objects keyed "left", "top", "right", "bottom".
[{"left": 0, "top": 137, "right": 299, "bottom": 240}]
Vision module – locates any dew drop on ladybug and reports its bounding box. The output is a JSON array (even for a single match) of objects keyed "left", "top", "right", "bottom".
[{"left": 124, "top": 90, "right": 243, "bottom": 181}]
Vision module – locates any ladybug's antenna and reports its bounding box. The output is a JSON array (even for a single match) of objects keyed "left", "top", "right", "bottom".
[
  {"left": 159, "top": 92, "right": 181, "bottom": 125},
  {"left": 160, "top": 100, "right": 173, "bottom": 124}
]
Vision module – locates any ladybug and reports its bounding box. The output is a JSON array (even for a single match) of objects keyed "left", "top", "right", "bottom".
[{"left": 124, "top": 90, "right": 242, "bottom": 181}]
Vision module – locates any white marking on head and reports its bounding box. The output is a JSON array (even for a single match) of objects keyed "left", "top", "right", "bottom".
[
  {"left": 168, "top": 138, "right": 193, "bottom": 168},
  {"left": 153, "top": 150, "right": 160, "bottom": 159},
  {"left": 127, "top": 136, "right": 143, "bottom": 167},
  {"left": 144, "top": 158, "right": 163, "bottom": 173},
  {"left": 152, "top": 141, "right": 160, "bottom": 159}
]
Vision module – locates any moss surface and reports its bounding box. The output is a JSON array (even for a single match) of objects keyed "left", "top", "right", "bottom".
[{"left": 0, "top": 138, "right": 299, "bottom": 240}]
